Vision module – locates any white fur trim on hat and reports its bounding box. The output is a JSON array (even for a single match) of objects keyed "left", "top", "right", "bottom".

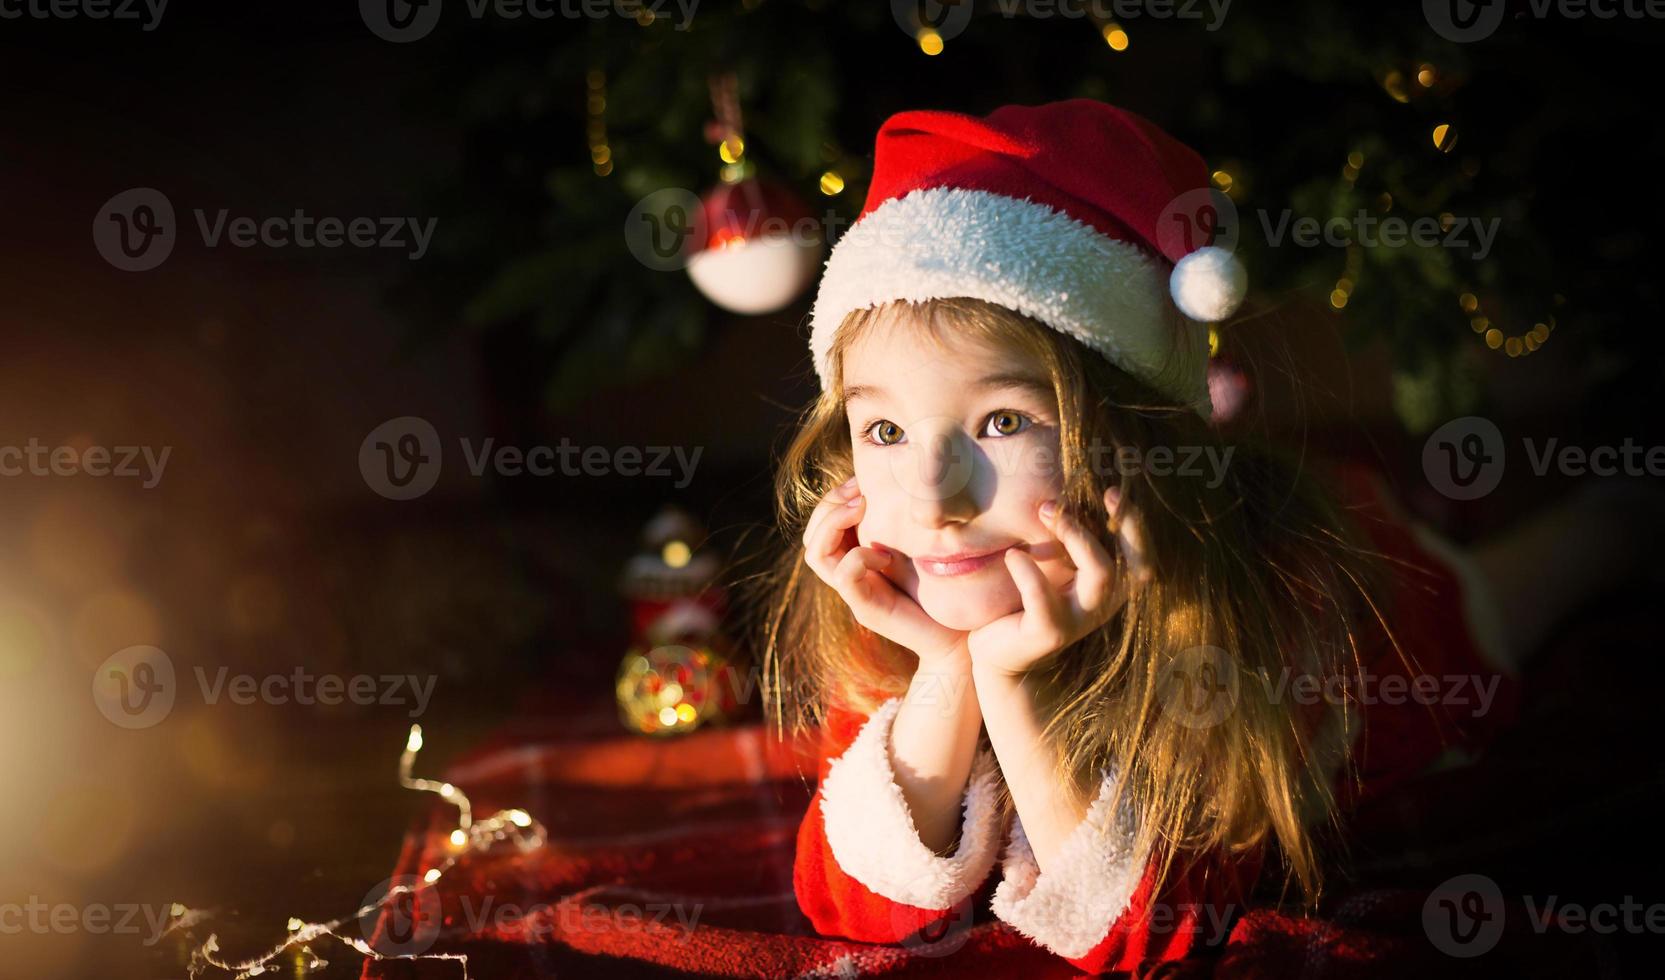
[
  {"left": 990, "top": 766, "right": 1149, "bottom": 959},
  {"left": 809, "top": 186, "right": 1212, "bottom": 416},
  {"left": 818, "top": 696, "right": 1004, "bottom": 910}
]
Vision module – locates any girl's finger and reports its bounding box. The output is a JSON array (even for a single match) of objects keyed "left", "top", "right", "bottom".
[
  {"left": 800, "top": 477, "right": 861, "bottom": 549},
  {"left": 832, "top": 544, "right": 891, "bottom": 609},
  {"left": 803, "top": 492, "right": 865, "bottom": 581},
  {"left": 1005, "top": 547, "right": 1069, "bottom": 641},
  {"left": 1040, "top": 500, "right": 1114, "bottom": 615}
]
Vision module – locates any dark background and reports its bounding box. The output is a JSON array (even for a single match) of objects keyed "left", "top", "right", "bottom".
[{"left": 1, "top": 2, "right": 1660, "bottom": 977}]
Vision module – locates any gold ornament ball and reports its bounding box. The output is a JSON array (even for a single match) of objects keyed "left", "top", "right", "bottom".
[{"left": 616, "top": 642, "right": 733, "bottom": 736}]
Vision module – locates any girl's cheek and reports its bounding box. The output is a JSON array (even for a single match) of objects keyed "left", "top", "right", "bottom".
[{"left": 853, "top": 492, "right": 890, "bottom": 549}]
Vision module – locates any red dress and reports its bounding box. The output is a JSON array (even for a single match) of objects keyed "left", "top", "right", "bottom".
[{"left": 792, "top": 460, "right": 1524, "bottom": 975}]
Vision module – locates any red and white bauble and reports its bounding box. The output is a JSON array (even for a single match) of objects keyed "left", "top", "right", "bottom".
[{"left": 685, "top": 177, "right": 823, "bottom": 315}]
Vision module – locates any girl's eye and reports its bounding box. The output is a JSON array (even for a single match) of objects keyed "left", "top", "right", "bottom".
[
  {"left": 865, "top": 419, "right": 904, "bottom": 446},
  {"left": 985, "top": 410, "right": 1031, "bottom": 437},
  {"left": 860, "top": 412, "right": 1032, "bottom": 447}
]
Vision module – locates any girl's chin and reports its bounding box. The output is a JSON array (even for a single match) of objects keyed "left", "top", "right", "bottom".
[{"left": 913, "top": 580, "right": 1022, "bottom": 632}]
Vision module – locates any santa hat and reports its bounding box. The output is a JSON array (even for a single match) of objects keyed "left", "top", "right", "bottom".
[{"left": 808, "top": 98, "right": 1245, "bottom": 417}]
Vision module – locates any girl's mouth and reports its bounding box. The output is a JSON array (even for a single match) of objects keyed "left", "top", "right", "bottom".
[{"left": 915, "top": 547, "right": 1012, "bottom": 577}]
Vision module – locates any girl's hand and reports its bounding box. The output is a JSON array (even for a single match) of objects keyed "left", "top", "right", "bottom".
[
  {"left": 802, "top": 475, "right": 969, "bottom": 666},
  {"left": 967, "top": 485, "right": 1151, "bottom": 679}
]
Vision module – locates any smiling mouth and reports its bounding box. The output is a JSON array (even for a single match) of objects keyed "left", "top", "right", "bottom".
[{"left": 915, "top": 547, "right": 1012, "bottom": 577}]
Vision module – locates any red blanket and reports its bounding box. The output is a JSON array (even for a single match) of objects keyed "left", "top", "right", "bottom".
[{"left": 362, "top": 613, "right": 1648, "bottom": 979}]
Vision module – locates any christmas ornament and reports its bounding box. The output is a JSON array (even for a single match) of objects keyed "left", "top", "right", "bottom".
[
  {"left": 683, "top": 70, "right": 823, "bottom": 315},
  {"left": 615, "top": 505, "right": 744, "bottom": 735},
  {"left": 685, "top": 175, "right": 823, "bottom": 315},
  {"left": 1207, "top": 359, "right": 1252, "bottom": 425},
  {"left": 615, "top": 640, "right": 739, "bottom": 736}
]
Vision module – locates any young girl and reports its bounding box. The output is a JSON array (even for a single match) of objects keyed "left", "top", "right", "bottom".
[{"left": 753, "top": 99, "right": 1592, "bottom": 975}]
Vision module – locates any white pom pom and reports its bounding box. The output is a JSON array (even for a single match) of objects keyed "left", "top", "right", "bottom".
[{"left": 1169, "top": 246, "right": 1247, "bottom": 323}]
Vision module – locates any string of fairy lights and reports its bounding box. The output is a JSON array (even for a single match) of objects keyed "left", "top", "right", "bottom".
[
  {"left": 172, "top": 725, "right": 548, "bottom": 979},
  {"left": 1215, "top": 60, "right": 1558, "bottom": 359}
]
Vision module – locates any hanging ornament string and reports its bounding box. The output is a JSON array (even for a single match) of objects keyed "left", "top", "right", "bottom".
[
  {"left": 706, "top": 70, "right": 751, "bottom": 183},
  {"left": 177, "top": 725, "right": 548, "bottom": 980}
]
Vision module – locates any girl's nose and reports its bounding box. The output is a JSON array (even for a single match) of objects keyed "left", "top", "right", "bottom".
[{"left": 903, "top": 426, "right": 981, "bottom": 528}]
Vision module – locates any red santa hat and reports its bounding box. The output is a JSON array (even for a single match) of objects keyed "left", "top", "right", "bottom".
[{"left": 808, "top": 98, "right": 1245, "bottom": 417}]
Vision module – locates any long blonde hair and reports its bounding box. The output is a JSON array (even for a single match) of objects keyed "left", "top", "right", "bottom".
[{"left": 748, "top": 296, "right": 1400, "bottom": 910}]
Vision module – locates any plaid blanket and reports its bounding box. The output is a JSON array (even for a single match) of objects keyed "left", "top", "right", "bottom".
[{"left": 362, "top": 608, "right": 1650, "bottom": 978}]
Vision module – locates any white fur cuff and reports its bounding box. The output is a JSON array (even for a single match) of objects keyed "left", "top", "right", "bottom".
[
  {"left": 818, "top": 697, "right": 1003, "bottom": 910},
  {"left": 991, "top": 766, "right": 1149, "bottom": 959}
]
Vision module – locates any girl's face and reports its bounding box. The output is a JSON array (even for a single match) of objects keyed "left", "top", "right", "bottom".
[{"left": 841, "top": 312, "right": 1077, "bottom": 632}]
